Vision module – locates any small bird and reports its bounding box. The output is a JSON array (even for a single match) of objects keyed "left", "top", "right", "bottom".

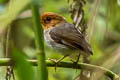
[{"left": 41, "top": 12, "right": 93, "bottom": 63}]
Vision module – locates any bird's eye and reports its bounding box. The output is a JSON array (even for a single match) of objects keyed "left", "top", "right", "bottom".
[{"left": 46, "top": 17, "right": 51, "bottom": 21}]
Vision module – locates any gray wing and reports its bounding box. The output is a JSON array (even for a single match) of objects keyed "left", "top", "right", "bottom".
[{"left": 49, "top": 23, "right": 93, "bottom": 55}]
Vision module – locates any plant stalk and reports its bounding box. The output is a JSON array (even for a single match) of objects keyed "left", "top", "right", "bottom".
[{"left": 31, "top": 0, "right": 48, "bottom": 80}]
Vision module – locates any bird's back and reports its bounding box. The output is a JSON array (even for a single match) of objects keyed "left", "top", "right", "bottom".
[{"left": 44, "top": 22, "right": 93, "bottom": 56}]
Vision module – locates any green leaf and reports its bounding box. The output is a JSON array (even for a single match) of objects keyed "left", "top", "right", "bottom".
[{"left": 12, "top": 47, "right": 35, "bottom": 80}]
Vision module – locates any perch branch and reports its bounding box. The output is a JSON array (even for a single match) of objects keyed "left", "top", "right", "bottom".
[{"left": 0, "top": 58, "right": 119, "bottom": 80}]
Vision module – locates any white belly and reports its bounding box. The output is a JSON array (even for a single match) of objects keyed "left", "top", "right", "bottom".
[{"left": 44, "top": 30, "right": 78, "bottom": 56}]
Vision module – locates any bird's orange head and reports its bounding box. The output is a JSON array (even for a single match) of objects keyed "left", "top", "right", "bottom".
[{"left": 41, "top": 12, "right": 66, "bottom": 30}]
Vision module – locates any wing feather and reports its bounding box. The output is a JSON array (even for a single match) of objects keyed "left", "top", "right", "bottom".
[{"left": 49, "top": 23, "right": 93, "bottom": 55}]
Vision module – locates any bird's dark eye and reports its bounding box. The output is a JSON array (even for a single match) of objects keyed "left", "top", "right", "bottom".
[{"left": 46, "top": 17, "right": 51, "bottom": 21}]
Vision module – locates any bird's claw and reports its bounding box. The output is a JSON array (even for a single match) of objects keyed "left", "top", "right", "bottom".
[
  {"left": 48, "top": 56, "right": 67, "bottom": 71},
  {"left": 71, "top": 60, "right": 78, "bottom": 67},
  {"left": 48, "top": 58, "right": 60, "bottom": 71},
  {"left": 48, "top": 58, "right": 58, "bottom": 63}
]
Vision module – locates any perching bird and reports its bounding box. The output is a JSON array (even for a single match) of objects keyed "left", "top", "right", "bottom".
[{"left": 41, "top": 12, "right": 93, "bottom": 63}]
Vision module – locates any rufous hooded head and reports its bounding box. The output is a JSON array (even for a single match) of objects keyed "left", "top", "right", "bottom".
[{"left": 41, "top": 12, "right": 66, "bottom": 30}]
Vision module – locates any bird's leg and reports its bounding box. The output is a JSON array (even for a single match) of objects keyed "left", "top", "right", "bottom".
[
  {"left": 70, "top": 53, "right": 81, "bottom": 74},
  {"left": 75, "top": 53, "right": 81, "bottom": 64},
  {"left": 48, "top": 55, "right": 68, "bottom": 71},
  {"left": 6, "top": 66, "right": 15, "bottom": 80},
  {"left": 71, "top": 53, "right": 81, "bottom": 67}
]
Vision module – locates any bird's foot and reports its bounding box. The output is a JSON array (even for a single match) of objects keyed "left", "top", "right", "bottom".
[
  {"left": 71, "top": 60, "right": 80, "bottom": 73},
  {"left": 48, "top": 55, "right": 68, "bottom": 71},
  {"left": 48, "top": 58, "right": 60, "bottom": 71},
  {"left": 71, "top": 60, "right": 79, "bottom": 68},
  {"left": 71, "top": 53, "right": 80, "bottom": 69}
]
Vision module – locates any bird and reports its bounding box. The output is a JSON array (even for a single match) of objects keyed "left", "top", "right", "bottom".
[{"left": 40, "top": 12, "right": 93, "bottom": 63}]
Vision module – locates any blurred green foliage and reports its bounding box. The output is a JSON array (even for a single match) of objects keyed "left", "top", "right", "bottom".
[
  {"left": 12, "top": 47, "right": 35, "bottom": 80},
  {"left": 0, "top": 0, "right": 120, "bottom": 80},
  {"left": 0, "top": 0, "right": 8, "bottom": 4}
]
